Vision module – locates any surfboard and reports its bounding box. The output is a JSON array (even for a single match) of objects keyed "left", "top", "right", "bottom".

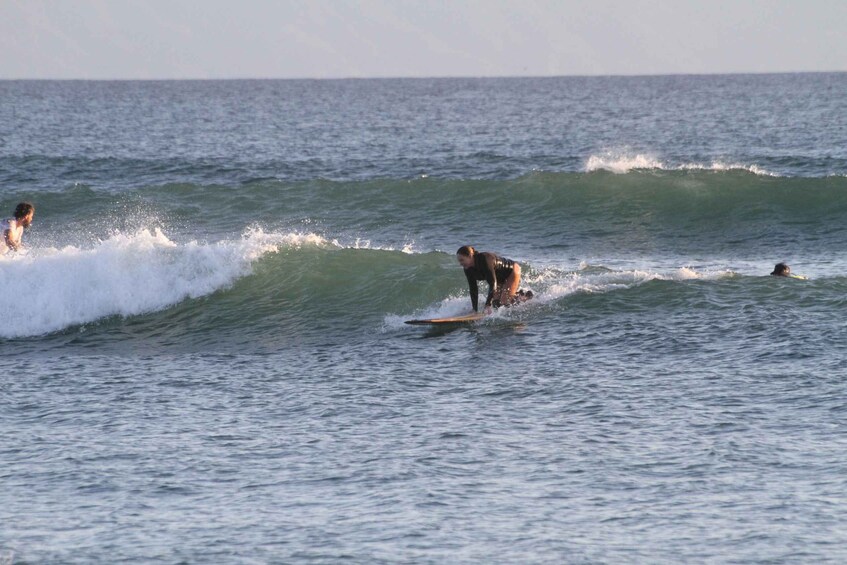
[
  {"left": 404, "top": 312, "right": 487, "bottom": 325},
  {"left": 405, "top": 289, "right": 535, "bottom": 325}
]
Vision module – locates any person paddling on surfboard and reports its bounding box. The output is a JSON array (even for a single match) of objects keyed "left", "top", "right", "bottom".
[
  {"left": 457, "top": 245, "right": 529, "bottom": 314},
  {"left": 770, "top": 262, "right": 807, "bottom": 280}
]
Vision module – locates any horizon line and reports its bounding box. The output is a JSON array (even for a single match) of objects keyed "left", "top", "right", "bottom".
[{"left": 1, "top": 70, "right": 844, "bottom": 82}]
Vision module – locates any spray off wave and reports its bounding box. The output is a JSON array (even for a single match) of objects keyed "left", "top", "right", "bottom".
[
  {"left": 0, "top": 228, "right": 326, "bottom": 338},
  {"left": 585, "top": 151, "right": 778, "bottom": 176}
]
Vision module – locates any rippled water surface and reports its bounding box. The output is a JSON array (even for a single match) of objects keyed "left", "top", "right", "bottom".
[{"left": 2, "top": 75, "right": 847, "bottom": 563}]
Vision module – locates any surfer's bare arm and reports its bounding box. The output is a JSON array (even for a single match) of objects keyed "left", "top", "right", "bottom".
[{"left": 3, "top": 229, "right": 19, "bottom": 251}]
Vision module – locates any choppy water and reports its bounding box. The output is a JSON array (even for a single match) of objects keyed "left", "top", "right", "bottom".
[{"left": 2, "top": 74, "right": 847, "bottom": 563}]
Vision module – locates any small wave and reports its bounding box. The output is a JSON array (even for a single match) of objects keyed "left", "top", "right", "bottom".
[
  {"left": 0, "top": 228, "right": 327, "bottom": 338},
  {"left": 389, "top": 263, "right": 733, "bottom": 330},
  {"left": 585, "top": 151, "right": 778, "bottom": 176}
]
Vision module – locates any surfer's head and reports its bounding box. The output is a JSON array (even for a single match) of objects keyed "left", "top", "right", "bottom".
[
  {"left": 771, "top": 262, "right": 790, "bottom": 276},
  {"left": 456, "top": 245, "right": 475, "bottom": 268},
  {"left": 13, "top": 202, "right": 34, "bottom": 228}
]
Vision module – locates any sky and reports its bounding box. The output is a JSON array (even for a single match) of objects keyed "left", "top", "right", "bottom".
[{"left": 1, "top": 0, "right": 844, "bottom": 79}]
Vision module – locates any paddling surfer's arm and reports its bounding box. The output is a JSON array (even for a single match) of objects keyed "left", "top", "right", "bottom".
[
  {"left": 482, "top": 253, "right": 498, "bottom": 312},
  {"left": 465, "top": 269, "right": 480, "bottom": 312}
]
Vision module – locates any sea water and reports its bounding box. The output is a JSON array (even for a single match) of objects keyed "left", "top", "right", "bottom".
[{"left": 2, "top": 74, "right": 847, "bottom": 563}]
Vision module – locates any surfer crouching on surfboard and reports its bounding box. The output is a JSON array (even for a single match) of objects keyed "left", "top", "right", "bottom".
[{"left": 457, "top": 245, "right": 529, "bottom": 313}]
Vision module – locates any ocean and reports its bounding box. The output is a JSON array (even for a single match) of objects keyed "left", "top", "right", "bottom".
[{"left": 2, "top": 74, "right": 847, "bottom": 563}]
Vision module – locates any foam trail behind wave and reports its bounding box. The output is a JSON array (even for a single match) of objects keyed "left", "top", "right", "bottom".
[
  {"left": 0, "top": 228, "right": 327, "bottom": 338},
  {"left": 535, "top": 265, "right": 730, "bottom": 300}
]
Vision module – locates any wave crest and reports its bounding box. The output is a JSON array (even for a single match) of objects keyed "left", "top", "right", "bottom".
[
  {"left": 0, "top": 228, "right": 325, "bottom": 338},
  {"left": 585, "top": 151, "right": 777, "bottom": 176}
]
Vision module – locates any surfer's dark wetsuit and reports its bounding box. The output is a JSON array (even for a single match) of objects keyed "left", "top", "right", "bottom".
[{"left": 463, "top": 252, "right": 517, "bottom": 311}]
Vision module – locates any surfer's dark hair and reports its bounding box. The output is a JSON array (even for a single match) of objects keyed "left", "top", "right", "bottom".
[
  {"left": 771, "top": 262, "right": 789, "bottom": 276},
  {"left": 13, "top": 202, "right": 34, "bottom": 220},
  {"left": 456, "top": 245, "right": 475, "bottom": 257}
]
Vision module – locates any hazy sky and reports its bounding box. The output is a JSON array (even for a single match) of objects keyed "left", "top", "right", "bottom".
[{"left": 1, "top": 0, "right": 844, "bottom": 79}]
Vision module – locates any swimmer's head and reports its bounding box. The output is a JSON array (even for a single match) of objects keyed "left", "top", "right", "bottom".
[
  {"left": 13, "top": 202, "right": 34, "bottom": 228},
  {"left": 771, "top": 262, "right": 790, "bottom": 276}
]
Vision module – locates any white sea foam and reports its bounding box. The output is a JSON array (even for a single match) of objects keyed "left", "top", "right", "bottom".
[
  {"left": 338, "top": 238, "right": 418, "bottom": 254},
  {"left": 679, "top": 161, "right": 778, "bottom": 176},
  {"left": 533, "top": 265, "right": 729, "bottom": 300},
  {"left": 585, "top": 152, "right": 664, "bottom": 174},
  {"left": 0, "top": 227, "right": 327, "bottom": 338},
  {"left": 390, "top": 264, "right": 731, "bottom": 330},
  {"left": 585, "top": 151, "right": 778, "bottom": 176},
  {"left": 384, "top": 294, "right": 471, "bottom": 328}
]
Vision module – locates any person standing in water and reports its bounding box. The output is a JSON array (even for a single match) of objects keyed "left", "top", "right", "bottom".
[
  {"left": 1, "top": 202, "right": 35, "bottom": 254},
  {"left": 456, "top": 245, "right": 525, "bottom": 313}
]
